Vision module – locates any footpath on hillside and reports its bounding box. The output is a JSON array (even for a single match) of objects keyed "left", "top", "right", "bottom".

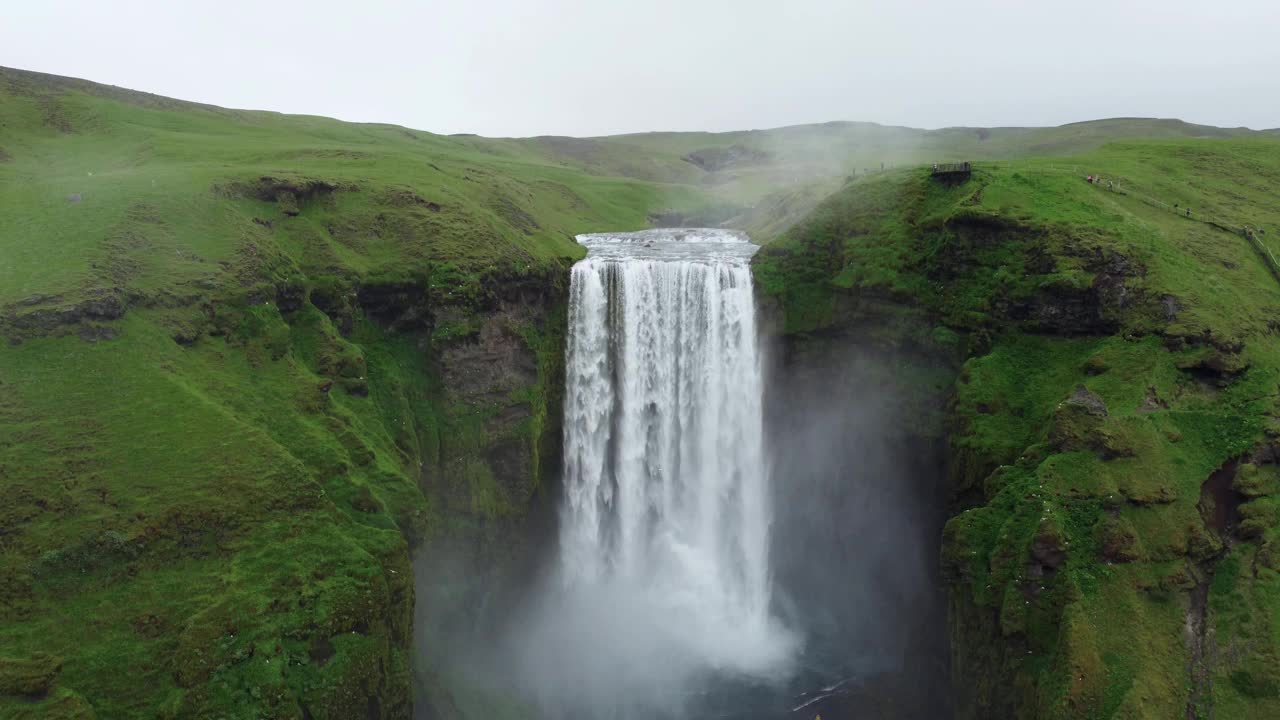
[
  {"left": 1078, "top": 173, "right": 1280, "bottom": 287},
  {"left": 928, "top": 160, "right": 1280, "bottom": 288},
  {"left": 936, "top": 160, "right": 1280, "bottom": 289}
]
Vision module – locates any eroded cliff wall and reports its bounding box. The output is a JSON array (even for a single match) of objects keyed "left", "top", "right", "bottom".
[{"left": 754, "top": 145, "right": 1280, "bottom": 718}]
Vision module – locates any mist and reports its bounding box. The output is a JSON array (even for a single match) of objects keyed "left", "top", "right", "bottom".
[
  {"left": 411, "top": 231, "right": 952, "bottom": 720},
  {"left": 762, "top": 328, "right": 953, "bottom": 715}
]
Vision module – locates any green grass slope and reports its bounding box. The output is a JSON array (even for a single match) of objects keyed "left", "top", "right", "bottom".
[
  {"left": 755, "top": 138, "right": 1280, "bottom": 719},
  {"left": 523, "top": 118, "right": 1270, "bottom": 240},
  {"left": 0, "top": 66, "right": 710, "bottom": 719}
]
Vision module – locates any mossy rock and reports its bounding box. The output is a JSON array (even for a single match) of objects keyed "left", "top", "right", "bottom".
[
  {"left": 1229, "top": 654, "right": 1280, "bottom": 699},
  {"left": 1258, "top": 541, "right": 1280, "bottom": 571},
  {"left": 171, "top": 600, "right": 256, "bottom": 689},
  {"left": 754, "top": 147, "right": 1280, "bottom": 720},
  {"left": 1081, "top": 354, "right": 1110, "bottom": 375},
  {"left": 1235, "top": 462, "right": 1280, "bottom": 498},
  {"left": 1186, "top": 521, "right": 1224, "bottom": 561},
  {"left": 1176, "top": 348, "right": 1250, "bottom": 385},
  {"left": 1031, "top": 516, "right": 1068, "bottom": 570},
  {"left": 0, "top": 654, "right": 61, "bottom": 696},
  {"left": 0, "top": 687, "right": 97, "bottom": 720},
  {"left": 1157, "top": 563, "right": 1199, "bottom": 593},
  {"left": 1095, "top": 515, "right": 1144, "bottom": 563},
  {"left": 1239, "top": 498, "right": 1280, "bottom": 541},
  {"left": 1052, "top": 604, "right": 1107, "bottom": 715},
  {"left": 1047, "top": 386, "right": 1133, "bottom": 459},
  {"left": 999, "top": 584, "right": 1030, "bottom": 637}
]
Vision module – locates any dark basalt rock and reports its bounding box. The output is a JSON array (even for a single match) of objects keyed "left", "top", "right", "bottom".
[
  {"left": 220, "top": 175, "right": 353, "bottom": 217},
  {"left": 77, "top": 324, "right": 118, "bottom": 343},
  {"left": 247, "top": 176, "right": 343, "bottom": 204},
  {"left": 1097, "top": 515, "right": 1143, "bottom": 563},
  {"left": 3, "top": 288, "right": 129, "bottom": 341},
  {"left": 683, "top": 144, "right": 771, "bottom": 172},
  {"left": 1065, "top": 385, "right": 1108, "bottom": 416},
  {"left": 1031, "top": 519, "right": 1068, "bottom": 572},
  {"left": 1177, "top": 348, "right": 1249, "bottom": 385},
  {"left": 1007, "top": 247, "right": 1148, "bottom": 335},
  {"left": 440, "top": 313, "right": 538, "bottom": 403},
  {"left": 356, "top": 283, "right": 430, "bottom": 333},
  {"left": 1048, "top": 385, "right": 1133, "bottom": 459},
  {"left": 381, "top": 187, "right": 441, "bottom": 211},
  {"left": 0, "top": 653, "right": 62, "bottom": 696},
  {"left": 273, "top": 280, "right": 308, "bottom": 315},
  {"left": 1011, "top": 277, "right": 1126, "bottom": 335}
]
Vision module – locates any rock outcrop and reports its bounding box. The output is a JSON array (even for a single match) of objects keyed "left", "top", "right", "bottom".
[{"left": 754, "top": 159, "right": 1280, "bottom": 719}]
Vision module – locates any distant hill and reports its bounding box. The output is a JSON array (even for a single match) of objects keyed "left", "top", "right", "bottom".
[
  {"left": 5, "top": 65, "right": 1270, "bottom": 237},
  {"left": 519, "top": 117, "right": 1270, "bottom": 236}
]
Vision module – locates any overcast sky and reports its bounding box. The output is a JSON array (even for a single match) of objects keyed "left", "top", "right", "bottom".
[{"left": 6, "top": 0, "right": 1279, "bottom": 137}]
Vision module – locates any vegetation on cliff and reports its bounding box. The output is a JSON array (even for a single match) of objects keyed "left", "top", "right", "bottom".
[
  {"left": 0, "top": 66, "right": 710, "bottom": 719},
  {"left": 755, "top": 138, "right": 1280, "bottom": 718}
]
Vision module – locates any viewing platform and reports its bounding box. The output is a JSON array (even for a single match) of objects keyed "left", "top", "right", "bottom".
[{"left": 931, "top": 161, "right": 972, "bottom": 179}]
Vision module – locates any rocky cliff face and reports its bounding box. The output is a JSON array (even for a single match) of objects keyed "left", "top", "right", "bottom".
[
  {"left": 354, "top": 270, "right": 570, "bottom": 720},
  {"left": 759, "top": 294, "right": 956, "bottom": 718},
  {"left": 2, "top": 63, "right": 709, "bottom": 718},
  {"left": 336, "top": 267, "right": 570, "bottom": 530},
  {"left": 754, "top": 155, "right": 1280, "bottom": 719},
  {"left": 0, "top": 66, "right": 629, "bottom": 717},
  {"left": 0, "top": 260, "right": 570, "bottom": 720}
]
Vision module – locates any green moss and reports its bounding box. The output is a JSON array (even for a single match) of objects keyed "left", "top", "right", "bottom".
[
  {"left": 0, "top": 654, "right": 63, "bottom": 697},
  {"left": 0, "top": 67, "right": 688, "bottom": 718},
  {"left": 758, "top": 138, "right": 1280, "bottom": 719}
]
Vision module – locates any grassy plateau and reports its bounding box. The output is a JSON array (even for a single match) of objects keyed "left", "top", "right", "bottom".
[{"left": 755, "top": 138, "right": 1280, "bottom": 719}]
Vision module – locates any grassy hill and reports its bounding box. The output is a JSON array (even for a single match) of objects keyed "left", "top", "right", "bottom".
[
  {"left": 520, "top": 117, "right": 1271, "bottom": 238},
  {"left": 755, "top": 137, "right": 1280, "bottom": 718},
  {"left": 0, "top": 66, "right": 718, "bottom": 719}
]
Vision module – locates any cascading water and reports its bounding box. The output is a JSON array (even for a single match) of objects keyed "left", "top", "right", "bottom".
[
  {"left": 469, "top": 226, "right": 947, "bottom": 719},
  {"left": 529, "top": 228, "right": 795, "bottom": 717}
]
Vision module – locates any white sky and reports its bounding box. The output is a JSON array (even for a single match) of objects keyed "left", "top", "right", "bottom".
[{"left": 5, "top": 0, "right": 1279, "bottom": 137}]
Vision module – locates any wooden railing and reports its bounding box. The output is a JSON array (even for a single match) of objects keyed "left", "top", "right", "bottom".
[
  {"left": 1244, "top": 226, "right": 1280, "bottom": 285},
  {"left": 1085, "top": 179, "right": 1280, "bottom": 288}
]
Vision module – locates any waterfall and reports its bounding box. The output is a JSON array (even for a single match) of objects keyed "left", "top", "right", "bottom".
[{"left": 555, "top": 228, "right": 795, "bottom": 694}]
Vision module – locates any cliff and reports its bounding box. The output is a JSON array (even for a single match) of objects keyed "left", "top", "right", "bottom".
[
  {"left": 0, "top": 66, "right": 698, "bottom": 719},
  {"left": 754, "top": 141, "right": 1280, "bottom": 718}
]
